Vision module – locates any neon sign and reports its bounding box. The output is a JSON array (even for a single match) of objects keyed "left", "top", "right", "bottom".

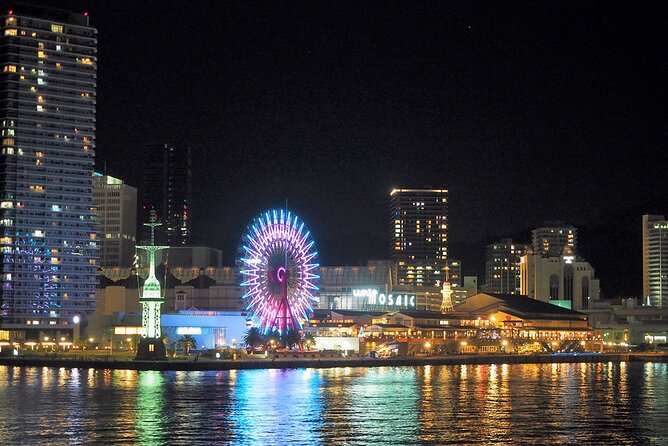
[{"left": 353, "top": 289, "right": 416, "bottom": 308}]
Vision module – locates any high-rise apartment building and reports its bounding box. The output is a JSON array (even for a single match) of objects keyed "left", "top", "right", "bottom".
[
  {"left": 0, "top": 6, "right": 97, "bottom": 339},
  {"left": 138, "top": 143, "right": 191, "bottom": 246},
  {"left": 446, "top": 259, "right": 461, "bottom": 286},
  {"left": 390, "top": 188, "right": 448, "bottom": 287},
  {"left": 93, "top": 173, "right": 136, "bottom": 267},
  {"left": 485, "top": 239, "right": 526, "bottom": 294},
  {"left": 532, "top": 223, "right": 577, "bottom": 256},
  {"left": 642, "top": 214, "right": 668, "bottom": 308}
]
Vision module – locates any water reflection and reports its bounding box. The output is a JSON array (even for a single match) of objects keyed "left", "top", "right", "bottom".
[
  {"left": 0, "top": 363, "right": 666, "bottom": 445},
  {"left": 229, "top": 368, "right": 324, "bottom": 445},
  {"left": 136, "top": 371, "right": 168, "bottom": 446}
]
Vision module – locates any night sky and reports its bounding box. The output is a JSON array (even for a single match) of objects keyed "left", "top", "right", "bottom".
[{"left": 33, "top": 1, "right": 668, "bottom": 295}]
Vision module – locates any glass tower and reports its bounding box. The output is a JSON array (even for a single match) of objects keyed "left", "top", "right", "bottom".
[
  {"left": 390, "top": 188, "right": 448, "bottom": 287},
  {"left": 0, "top": 6, "right": 97, "bottom": 338},
  {"left": 138, "top": 143, "right": 192, "bottom": 246}
]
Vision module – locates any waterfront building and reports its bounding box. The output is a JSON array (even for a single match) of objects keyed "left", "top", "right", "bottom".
[
  {"left": 484, "top": 239, "right": 526, "bottom": 294},
  {"left": 519, "top": 247, "right": 600, "bottom": 310},
  {"left": 587, "top": 297, "right": 668, "bottom": 346},
  {"left": 390, "top": 188, "right": 448, "bottom": 287},
  {"left": 642, "top": 214, "right": 668, "bottom": 308},
  {"left": 531, "top": 223, "right": 577, "bottom": 257},
  {"left": 138, "top": 143, "right": 192, "bottom": 246},
  {"left": 455, "top": 292, "right": 591, "bottom": 341},
  {"left": 93, "top": 173, "right": 136, "bottom": 267},
  {"left": 0, "top": 6, "right": 97, "bottom": 341}
]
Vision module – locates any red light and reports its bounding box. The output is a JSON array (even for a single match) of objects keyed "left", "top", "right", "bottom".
[
  {"left": 8, "top": 10, "right": 13, "bottom": 14},
  {"left": 83, "top": 12, "right": 88, "bottom": 17}
]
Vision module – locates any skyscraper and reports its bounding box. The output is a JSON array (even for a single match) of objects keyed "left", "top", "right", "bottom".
[
  {"left": 0, "top": 6, "right": 97, "bottom": 339},
  {"left": 93, "top": 173, "right": 137, "bottom": 267},
  {"left": 531, "top": 223, "right": 577, "bottom": 256},
  {"left": 390, "top": 188, "right": 448, "bottom": 287},
  {"left": 642, "top": 214, "right": 668, "bottom": 308},
  {"left": 138, "top": 143, "right": 192, "bottom": 246},
  {"left": 485, "top": 239, "right": 526, "bottom": 294}
]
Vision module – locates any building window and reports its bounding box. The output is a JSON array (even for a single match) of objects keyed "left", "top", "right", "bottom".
[
  {"left": 3, "top": 65, "right": 17, "bottom": 73},
  {"left": 51, "top": 24, "right": 64, "bottom": 33},
  {"left": 549, "top": 274, "right": 559, "bottom": 300},
  {"left": 4, "top": 29, "right": 17, "bottom": 36}
]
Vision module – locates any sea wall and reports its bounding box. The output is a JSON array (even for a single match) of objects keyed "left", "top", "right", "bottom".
[{"left": 0, "top": 353, "right": 666, "bottom": 371}]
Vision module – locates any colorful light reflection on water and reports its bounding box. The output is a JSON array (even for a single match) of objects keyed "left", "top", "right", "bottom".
[{"left": 0, "top": 362, "right": 666, "bottom": 445}]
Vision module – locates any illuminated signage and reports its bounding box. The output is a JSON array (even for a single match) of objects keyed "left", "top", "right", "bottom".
[
  {"left": 176, "top": 327, "right": 202, "bottom": 335},
  {"left": 353, "top": 288, "right": 416, "bottom": 308}
]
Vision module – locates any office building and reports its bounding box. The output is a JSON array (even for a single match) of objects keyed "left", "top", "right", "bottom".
[
  {"left": 0, "top": 6, "right": 97, "bottom": 339},
  {"left": 532, "top": 223, "right": 576, "bottom": 256},
  {"left": 643, "top": 214, "right": 668, "bottom": 308},
  {"left": 390, "top": 188, "right": 448, "bottom": 287},
  {"left": 138, "top": 143, "right": 191, "bottom": 246},
  {"left": 485, "top": 239, "right": 526, "bottom": 294},
  {"left": 93, "top": 173, "right": 136, "bottom": 267}
]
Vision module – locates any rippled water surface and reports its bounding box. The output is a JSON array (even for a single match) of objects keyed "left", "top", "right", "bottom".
[{"left": 0, "top": 362, "right": 667, "bottom": 445}]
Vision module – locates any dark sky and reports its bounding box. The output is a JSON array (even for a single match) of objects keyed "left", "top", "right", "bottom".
[{"left": 33, "top": 1, "right": 668, "bottom": 292}]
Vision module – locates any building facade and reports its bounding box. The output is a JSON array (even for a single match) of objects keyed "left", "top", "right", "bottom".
[
  {"left": 93, "top": 173, "right": 136, "bottom": 267},
  {"left": 484, "top": 239, "right": 526, "bottom": 294},
  {"left": 390, "top": 188, "right": 448, "bottom": 287},
  {"left": 531, "top": 223, "right": 577, "bottom": 257},
  {"left": 138, "top": 143, "right": 191, "bottom": 246},
  {"left": 642, "top": 214, "right": 668, "bottom": 308},
  {"left": 520, "top": 251, "right": 600, "bottom": 310},
  {"left": 0, "top": 6, "right": 98, "bottom": 340}
]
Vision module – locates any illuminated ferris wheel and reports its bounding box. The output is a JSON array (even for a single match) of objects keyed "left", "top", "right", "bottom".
[{"left": 238, "top": 209, "right": 320, "bottom": 333}]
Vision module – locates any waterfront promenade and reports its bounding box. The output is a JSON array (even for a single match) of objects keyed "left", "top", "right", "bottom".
[{"left": 0, "top": 352, "right": 665, "bottom": 371}]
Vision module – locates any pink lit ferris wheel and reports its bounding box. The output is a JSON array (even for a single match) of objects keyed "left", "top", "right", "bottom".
[{"left": 238, "top": 209, "right": 320, "bottom": 333}]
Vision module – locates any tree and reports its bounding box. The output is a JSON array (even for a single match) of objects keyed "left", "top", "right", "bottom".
[
  {"left": 266, "top": 330, "right": 281, "bottom": 349},
  {"left": 176, "top": 335, "right": 197, "bottom": 355},
  {"left": 283, "top": 329, "right": 302, "bottom": 350},
  {"left": 243, "top": 327, "right": 264, "bottom": 354},
  {"left": 303, "top": 332, "right": 316, "bottom": 350}
]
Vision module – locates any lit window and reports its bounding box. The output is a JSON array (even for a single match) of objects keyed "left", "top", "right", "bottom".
[
  {"left": 3, "top": 65, "right": 17, "bottom": 73},
  {"left": 4, "top": 29, "right": 17, "bottom": 36},
  {"left": 37, "top": 96, "right": 45, "bottom": 104},
  {"left": 37, "top": 51, "right": 47, "bottom": 59},
  {"left": 51, "top": 24, "right": 64, "bottom": 33},
  {"left": 36, "top": 105, "right": 44, "bottom": 112},
  {"left": 78, "top": 57, "right": 93, "bottom": 65},
  {"left": 2, "top": 138, "right": 14, "bottom": 145},
  {"left": 55, "top": 63, "right": 62, "bottom": 69},
  {"left": 5, "top": 17, "right": 16, "bottom": 26}
]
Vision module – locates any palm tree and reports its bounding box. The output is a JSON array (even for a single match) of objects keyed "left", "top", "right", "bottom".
[
  {"left": 303, "top": 332, "right": 316, "bottom": 350},
  {"left": 266, "top": 329, "right": 281, "bottom": 350},
  {"left": 176, "top": 335, "right": 197, "bottom": 355},
  {"left": 283, "top": 329, "right": 302, "bottom": 350},
  {"left": 243, "top": 327, "right": 264, "bottom": 354}
]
